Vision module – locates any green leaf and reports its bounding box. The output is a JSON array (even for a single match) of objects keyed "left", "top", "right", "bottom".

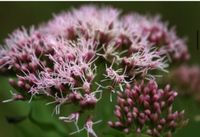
[{"left": 28, "top": 102, "right": 67, "bottom": 137}]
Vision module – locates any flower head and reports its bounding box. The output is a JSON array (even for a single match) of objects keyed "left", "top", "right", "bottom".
[{"left": 0, "top": 5, "right": 189, "bottom": 137}]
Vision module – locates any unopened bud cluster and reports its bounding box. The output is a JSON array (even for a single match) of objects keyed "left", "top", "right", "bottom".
[{"left": 108, "top": 81, "right": 187, "bottom": 137}]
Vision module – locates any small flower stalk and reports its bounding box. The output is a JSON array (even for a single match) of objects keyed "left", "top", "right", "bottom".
[
  {"left": 0, "top": 5, "right": 189, "bottom": 137},
  {"left": 59, "top": 112, "right": 80, "bottom": 131}
]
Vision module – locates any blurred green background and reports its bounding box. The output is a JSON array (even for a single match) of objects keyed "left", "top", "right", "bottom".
[{"left": 0, "top": 2, "right": 200, "bottom": 137}]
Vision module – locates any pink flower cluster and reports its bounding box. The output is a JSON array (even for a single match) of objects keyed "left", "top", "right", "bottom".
[
  {"left": 129, "top": 15, "right": 190, "bottom": 61},
  {"left": 0, "top": 5, "right": 188, "bottom": 137},
  {"left": 172, "top": 65, "right": 200, "bottom": 101}
]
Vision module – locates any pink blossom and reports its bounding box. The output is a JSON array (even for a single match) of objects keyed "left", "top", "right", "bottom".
[{"left": 0, "top": 5, "right": 189, "bottom": 137}]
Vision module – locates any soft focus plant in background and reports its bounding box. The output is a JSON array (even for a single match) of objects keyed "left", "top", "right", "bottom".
[{"left": 0, "top": 3, "right": 200, "bottom": 137}]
